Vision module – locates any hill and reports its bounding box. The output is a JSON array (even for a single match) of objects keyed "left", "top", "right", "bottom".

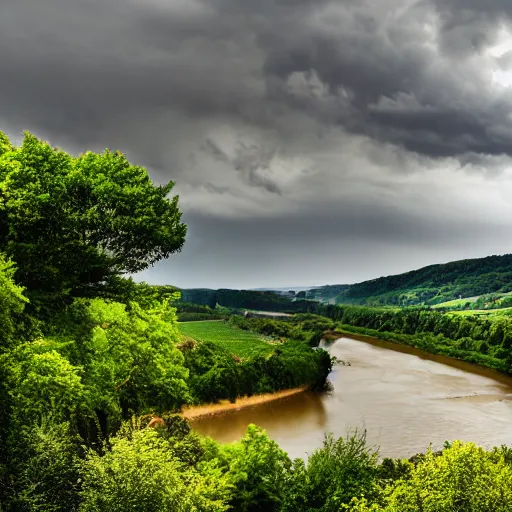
[
  {"left": 178, "top": 287, "right": 319, "bottom": 312},
  {"left": 306, "top": 254, "right": 512, "bottom": 306}
]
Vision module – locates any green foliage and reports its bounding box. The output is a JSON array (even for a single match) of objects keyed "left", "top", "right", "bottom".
[
  {"left": 230, "top": 314, "right": 335, "bottom": 347},
  {"left": 54, "top": 298, "right": 190, "bottom": 432},
  {"left": 307, "top": 254, "right": 512, "bottom": 307},
  {"left": 6, "top": 420, "right": 82, "bottom": 512},
  {"left": 87, "top": 277, "right": 181, "bottom": 309},
  {"left": 0, "top": 254, "right": 28, "bottom": 350},
  {"left": 3, "top": 340, "right": 87, "bottom": 427},
  {"left": 182, "top": 341, "right": 241, "bottom": 403},
  {"left": 179, "top": 321, "right": 333, "bottom": 403},
  {"left": 176, "top": 303, "right": 227, "bottom": 322},
  {"left": 0, "top": 131, "right": 186, "bottom": 309},
  {"left": 79, "top": 428, "right": 231, "bottom": 512},
  {"left": 220, "top": 425, "right": 291, "bottom": 512},
  {"left": 283, "top": 430, "right": 379, "bottom": 512},
  {"left": 1, "top": 341, "right": 87, "bottom": 509},
  {"left": 350, "top": 441, "right": 512, "bottom": 511}
]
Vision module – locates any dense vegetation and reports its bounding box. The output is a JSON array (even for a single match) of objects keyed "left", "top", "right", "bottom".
[
  {"left": 239, "top": 304, "right": 512, "bottom": 374},
  {"left": 180, "top": 287, "right": 319, "bottom": 312},
  {"left": 176, "top": 302, "right": 229, "bottom": 322},
  {"left": 306, "top": 254, "right": 512, "bottom": 306},
  {"left": 230, "top": 313, "right": 335, "bottom": 347},
  {"left": 4, "top": 131, "right": 512, "bottom": 510},
  {"left": 179, "top": 321, "right": 332, "bottom": 403},
  {"left": 0, "top": 133, "right": 331, "bottom": 510}
]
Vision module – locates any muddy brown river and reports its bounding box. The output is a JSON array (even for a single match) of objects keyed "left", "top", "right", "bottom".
[{"left": 190, "top": 336, "right": 512, "bottom": 460}]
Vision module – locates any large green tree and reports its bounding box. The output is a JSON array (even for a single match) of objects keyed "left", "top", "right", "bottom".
[{"left": 0, "top": 132, "right": 186, "bottom": 305}]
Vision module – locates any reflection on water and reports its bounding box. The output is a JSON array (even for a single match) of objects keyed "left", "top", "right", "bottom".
[
  {"left": 190, "top": 391, "right": 327, "bottom": 457},
  {"left": 192, "top": 337, "right": 512, "bottom": 460}
]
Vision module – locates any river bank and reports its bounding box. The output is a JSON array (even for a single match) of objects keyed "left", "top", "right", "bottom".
[
  {"left": 191, "top": 336, "right": 512, "bottom": 460},
  {"left": 182, "top": 386, "right": 308, "bottom": 419},
  {"left": 331, "top": 324, "right": 510, "bottom": 379}
]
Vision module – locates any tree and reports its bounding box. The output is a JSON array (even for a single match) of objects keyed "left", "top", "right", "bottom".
[
  {"left": 79, "top": 428, "right": 231, "bottom": 512},
  {"left": 54, "top": 298, "right": 190, "bottom": 436},
  {"left": 220, "top": 425, "right": 292, "bottom": 512},
  {"left": 350, "top": 441, "right": 512, "bottom": 512},
  {"left": 1, "top": 341, "right": 87, "bottom": 508},
  {"left": 283, "top": 430, "right": 378, "bottom": 512},
  {"left": 6, "top": 420, "right": 82, "bottom": 512},
  {"left": 0, "top": 132, "right": 186, "bottom": 306},
  {"left": 0, "top": 253, "right": 27, "bottom": 351}
]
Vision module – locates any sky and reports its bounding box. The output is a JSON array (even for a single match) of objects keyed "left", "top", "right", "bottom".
[{"left": 3, "top": 0, "right": 512, "bottom": 289}]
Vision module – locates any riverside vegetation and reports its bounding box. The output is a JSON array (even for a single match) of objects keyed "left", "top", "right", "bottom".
[{"left": 2, "top": 132, "right": 512, "bottom": 511}]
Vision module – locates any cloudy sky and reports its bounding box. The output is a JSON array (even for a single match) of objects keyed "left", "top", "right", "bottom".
[{"left": 3, "top": 0, "right": 512, "bottom": 289}]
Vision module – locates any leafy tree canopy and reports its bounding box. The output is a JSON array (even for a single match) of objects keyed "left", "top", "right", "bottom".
[
  {"left": 349, "top": 441, "right": 512, "bottom": 512},
  {"left": 79, "top": 428, "right": 231, "bottom": 512},
  {"left": 0, "top": 132, "right": 186, "bottom": 306}
]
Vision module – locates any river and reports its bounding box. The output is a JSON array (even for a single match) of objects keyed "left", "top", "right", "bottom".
[{"left": 190, "top": 336, "right": 512, "bottom": 460}]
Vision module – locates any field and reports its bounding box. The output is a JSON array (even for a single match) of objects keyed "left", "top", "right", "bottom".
[
  {"left": 432, "top": 297, "right": 478, "bottom": 309},
  {"left": 449, "top": 308, "right": 512, "bottom": 317},
  {"left": 179, "top": 320, "right": 274, "bottom": 358},
  {"left": 433, "top": 292, "right": 512, "bottom": 311}
]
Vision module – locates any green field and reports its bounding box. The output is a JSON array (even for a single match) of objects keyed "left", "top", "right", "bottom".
[
  {"left": 449, "top": 307, "right": 512, "bottom": 317},
  {"left": 179, "top": 320, "right": 274, "bottom": 358},
  {"left": 432, "top": 298, "right": 477, "bottom": 309}
]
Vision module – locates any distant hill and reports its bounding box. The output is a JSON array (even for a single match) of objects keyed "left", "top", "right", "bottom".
[
  {"left": 178, "top": 287, "right": 319, "bottom": 312},
  {"left": 307, "top": 254, "right": 512, "bottom": 306},
  {"left": 305, "top": 285, "right": 351, "bottom": 303}
]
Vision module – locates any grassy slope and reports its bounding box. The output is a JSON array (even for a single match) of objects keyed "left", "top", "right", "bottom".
[
  {"left": 449, "top": 308, "right": 512, "bottom": 317},
  {"left": 179, "top": 320, "right": 274, "bottom": 358}
]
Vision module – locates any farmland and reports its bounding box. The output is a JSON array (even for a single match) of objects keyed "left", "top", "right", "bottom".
[{"left": 179, "top": 320, "right": 275, "bottom": 358}]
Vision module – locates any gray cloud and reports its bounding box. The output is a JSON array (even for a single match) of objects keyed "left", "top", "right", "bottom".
[{"left": 2, "top": 0, "right": 512, "bottom": 287}]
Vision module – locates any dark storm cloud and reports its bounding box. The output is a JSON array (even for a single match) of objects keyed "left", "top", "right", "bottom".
[
  {"left": 138, "top": 207, "right": 512, "bottom": 289},
  {"left": 257, "top": 0, "right": 512, "bottom": 158},
  {"left": 3, "top": 0, "right": 512, "bottom": 163},
  {"left": 3, "top": 0, "right": 512, "bottom": 287}
]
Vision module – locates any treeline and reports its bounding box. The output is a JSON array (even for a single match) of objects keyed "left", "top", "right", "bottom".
[
  {"left": 180, "top": 288, "right": 320, "bottom": 313},
  {"left": 230, "top": 314, "right": 335, "bottom": 347},
  {"left": 320, "top": 305, "right": 512, "bottom": 372},
  {"left": 175, "top": 302, "right": 229, "bottom": 322},
  {"left": 182, "top": 339, "right": 332, "bottom": 404},
  {"left": 308, "top": 254, "right": 512, "bottom": 306},
  {"left": 231, "top": 304, "right": 512, "bottom": 374}
]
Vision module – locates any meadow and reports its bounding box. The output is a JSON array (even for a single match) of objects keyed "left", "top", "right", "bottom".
[{"left": 179, "top": 320, "right": 275, "bottom": 357}]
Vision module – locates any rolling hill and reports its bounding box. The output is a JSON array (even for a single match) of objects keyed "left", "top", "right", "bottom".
[{"left": 306, "top": 254, "right": 512, "bottom": 306}]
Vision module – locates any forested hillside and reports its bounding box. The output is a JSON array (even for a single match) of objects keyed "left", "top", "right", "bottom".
[{"left": 307, "top": 254, "right": 512, "bottom": 306}]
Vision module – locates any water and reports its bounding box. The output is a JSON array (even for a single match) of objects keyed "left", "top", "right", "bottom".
[{"left": 191, "top": 336, "right": 512, "bottom": 460}]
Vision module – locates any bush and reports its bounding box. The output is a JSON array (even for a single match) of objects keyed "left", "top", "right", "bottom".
[
  {"left": 283, "top": 429, "right": 378, "bottom": 512},
  {"left": 79, "top": 428, "right": 231, "bottom": 512}
]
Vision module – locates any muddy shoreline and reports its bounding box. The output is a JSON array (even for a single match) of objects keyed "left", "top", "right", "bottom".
[{"left": 182, "top": 386, "right": 308, "bottom": 419}]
